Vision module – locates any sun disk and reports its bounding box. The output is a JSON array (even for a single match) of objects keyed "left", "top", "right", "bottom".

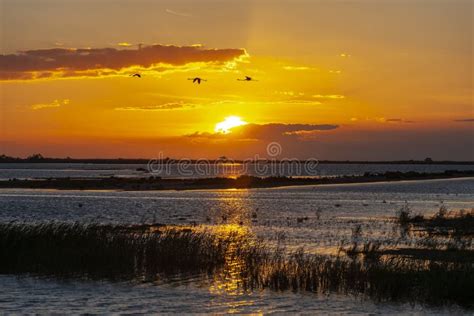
[{"left": 214, "top": 116, "right": 247, "bottom": 134}]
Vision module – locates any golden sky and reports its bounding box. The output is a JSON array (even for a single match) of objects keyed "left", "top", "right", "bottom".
[{"left": 0, "top": 0, "right": 472, "bottom": 159}]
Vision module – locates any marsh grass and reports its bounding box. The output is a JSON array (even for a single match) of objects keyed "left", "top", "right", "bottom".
[
  {"left": 397, "top": 207, "right": 474, "bottom": 238},
  {"left": 246, "top": 248, "right": 473, "bottom": 307},
  {"left": 0, "top": 222, "right": 252, "bottom": 280},
  {"left": 1, "top": 222, "right": 473, "bottom": 308}
]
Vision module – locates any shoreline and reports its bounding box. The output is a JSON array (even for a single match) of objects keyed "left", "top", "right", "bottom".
[
  {"left": 1, "top": 157, "right": 473, "bottom": 165},
  {"left": 1, "top": 161, "right": 474, "bottom": 167},
  {"left": 0, "top": 170, "right": 473, "bottom": 191}
]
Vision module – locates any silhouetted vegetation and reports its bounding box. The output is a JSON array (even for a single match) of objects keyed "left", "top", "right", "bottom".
[
  {"left": 0, "top": 223, "right": 243, "bottom": 279},
  {"left": 1, "top": 154, "right": 473, "bottom": 165},
  {"left": 1, "top": 222, "right": 473, "bottom": 308},
  {"left": 247, "top": 248, "right": 473, "bottom": 308},
  {"left": 397, "top": 206, "right": 474, "bottom": 237}
]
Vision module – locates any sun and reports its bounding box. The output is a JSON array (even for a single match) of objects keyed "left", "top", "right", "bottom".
[{"left": 214, "top": 116, "right": 247, "bottom": 134}]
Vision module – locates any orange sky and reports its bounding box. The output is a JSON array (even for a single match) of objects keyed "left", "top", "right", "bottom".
[{"left": 0, "top": 0, "right": 472, "bottom": 160}]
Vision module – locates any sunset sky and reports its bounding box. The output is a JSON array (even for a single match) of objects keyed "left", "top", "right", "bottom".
[{"left": 0, "top": 0, "right": 472, "bottom": 160}]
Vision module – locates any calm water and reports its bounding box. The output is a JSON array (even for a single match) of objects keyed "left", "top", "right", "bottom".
[
  {"left": 0, "top": 176, "right": 473, "bottom": 313},
  {"left": 1, "top": 162, "right": 472, "bottom": 179},
  {"left": 0, "top": 275, "right": 466, "bottom": 315},
  {"left": 0, "top": 178, "right": 473, "bottom": 252}
]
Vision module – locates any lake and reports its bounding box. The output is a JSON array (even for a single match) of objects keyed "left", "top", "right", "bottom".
[{"left": 0, "top": 172, "right": 473, "bottom": 313}]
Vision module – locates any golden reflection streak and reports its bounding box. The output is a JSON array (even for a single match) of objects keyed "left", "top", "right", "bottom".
[{"left": 207, "top": 224, "right": 260, "bottom": 314}]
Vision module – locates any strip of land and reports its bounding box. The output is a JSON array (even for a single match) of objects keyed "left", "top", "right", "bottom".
[
  {"left": 0, "top": 170, "right": 473, "bottom": 191},
  {"left": 1, "top": 155, "right": 473, "bottom": 165}
]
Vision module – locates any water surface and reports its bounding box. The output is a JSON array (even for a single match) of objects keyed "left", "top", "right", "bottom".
[{"left": 1, "top": 177, "right": 472, "bottom": 313}]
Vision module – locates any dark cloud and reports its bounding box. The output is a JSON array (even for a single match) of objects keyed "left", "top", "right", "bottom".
[
  {"left": 231, "top": 123, "right": 338, "bottom": 140},
  {"left": 0, "top": 44, "right": 246, "bottom": 80},
  {"left": 186, "top": 123, "right": 339, "bottom": 141},
  {"left": 454, "top": 118, "right": 474, "bottom": 122}
]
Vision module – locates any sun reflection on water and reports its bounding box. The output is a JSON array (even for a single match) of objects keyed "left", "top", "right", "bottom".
[{"left": 207, "top": 224, "right": 261, "bottom": 313}]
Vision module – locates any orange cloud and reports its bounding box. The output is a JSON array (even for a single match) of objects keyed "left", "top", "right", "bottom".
[
  {"left": 312, "top": 94, "right": 345, "bottom": 99},
  {"left": 115, "top": 102, "right": 196, "bottom": 111},
  {"left": 282, "top": 65, "right": 314, "bottom": 71},
  {"left": 385, "top": 118, "right": 416, "bottom": 123},
  {"left": 0, "top": 44, "right": 247, "bottom": 80},
  {"left": 31, "top": 99, "right": 70, "bottom": 110}
]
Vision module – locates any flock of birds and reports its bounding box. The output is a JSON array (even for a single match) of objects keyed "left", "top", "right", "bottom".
[{"left": 130, "top": 73, "right": 257, "bottom": 84}]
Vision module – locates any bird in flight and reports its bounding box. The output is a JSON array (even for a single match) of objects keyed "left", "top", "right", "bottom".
[
  {"left": 131, "top": 73, "right": 141, "bottom": 78},
  {"left": 238, "top": 76, "right": 257, "bottom": 81},
  {"left": 188, "top": 77, "right": 207, "bottom": 84}
]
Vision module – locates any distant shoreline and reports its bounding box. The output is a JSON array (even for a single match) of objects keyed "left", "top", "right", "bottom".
[
  {"left": 1, "top": 158, "right": 473, "bottom": 165},
  {"left": 1, "top": 170, "right": 473, "bottom": 191}
]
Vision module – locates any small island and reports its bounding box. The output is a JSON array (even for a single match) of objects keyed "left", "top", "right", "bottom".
[{"left": 1, "top": 170, "right": 473, "bottom": 191}]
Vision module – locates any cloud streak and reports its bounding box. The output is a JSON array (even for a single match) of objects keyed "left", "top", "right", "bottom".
[
  {"left": 31, "top": 99, "right": 70, "bottom": 110},
  {"left": 312, "top": 94, "right": 345, "bottom": 99},
  {"left": 165, "top": 9, "right": 192, "bottom": 17},
  {"left": 117, "top": 42, "right": 133, "bottom": 47},
  {"left": 454, "top": 118, "right": 474, "bottom": 122},
  {"left": 385, "top": 118, "right": 415, "bottom": 123},
  {"left": 0, "top": 44, "right": 246, "bottom": 80},
  {"left": 187, "top": 123, "right": 339, "bottom": 142},
  {"left": 115, "top": 102, "right": 196, "bottom": 111},
  {"left": 282, "top": 66, "right": 314, "bottom": 71}
]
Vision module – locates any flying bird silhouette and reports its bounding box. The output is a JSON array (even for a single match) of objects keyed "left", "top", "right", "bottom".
[
  {"left": 188, "top": 77, "right": 207, "bottom": 84},
  {"left": 237, "top": 76, "right": 257, "bottom": 81},
  {"left": 131, "top": 73, "right": 141, "bottom": 78}
]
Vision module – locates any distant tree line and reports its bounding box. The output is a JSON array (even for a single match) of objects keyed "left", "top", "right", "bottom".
[{"left": 0, "top": 154, "right": 473, "bottom": 165}]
